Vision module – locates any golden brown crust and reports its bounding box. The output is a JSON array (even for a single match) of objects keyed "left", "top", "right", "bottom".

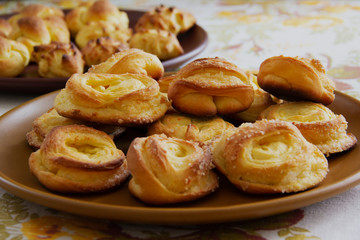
[
  {"left": 32, "top": 41, "right": 84, "bottom": 78},
  {"left": 209, "top": 120, "right": 329, "bottom": 194},
  {"left": 29, "top": 125, "right": 130, "bottom": 193},
  {"left": 0, "top": 19, "right": 12, "bottom": 37},
  {"left": 148, "top": 113, "right": 235, "bottom": 143},
  {"left": 258, "top": 101, "right": 357, "bottom": 156},
  {"left": 135, "top": 5, "right": 196, "bottom": 35},
  {"left": 81, "top": 36, "right": 129, "bottom": 67},
  {"left": 54, "top": 73, "right": 170, "bottom": 126},
  {"left": 127, "top": 134, "right": 218, "bottom": 204},
  {"left": 167, "top": 58, "right": 254, "bottom": 116},
  {"left": 88, "top": 48, "right": 164, "bottom": 80},
  {"left": 129, "top": 29, "right": 183, "bottom": 60},
  {"left": 158, "top": 74, "right": 176, "bottom": 93},
  {"left": 257, "top": 55, "right": 335, "bottom": 105}
]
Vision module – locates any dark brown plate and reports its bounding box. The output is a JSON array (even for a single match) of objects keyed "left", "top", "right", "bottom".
[
  {"left": 0, "top": 9, "right": 208, "bottom": 93},
  {"left": 0, "top": 90, "right": 359, "bottom": 225}
]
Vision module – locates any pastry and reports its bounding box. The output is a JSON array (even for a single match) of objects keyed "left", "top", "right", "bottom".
[
  {"left": 129, "top": 29, "right": 183, "bottom": 60},
  {"left": 148, "top": 113, "right": 235, "bottom": 143},
  {"left": 54, "top": 72, "right": 170, "bottom": 126},
  {"left": 258, "top": 101, "right": 357, "bottom": 156},
  {"left": 88, "top": 48, "right": 164, "bottom": 80},
  {"left": 127, "top": 134, "right": 218, "bottom": 204},
  {"left": 26, "top": 108, "right": 126, "bottom": 149},
  {"left": 209, "top": 119, "right": 329, "bottom": 194},
  {"left": 135, "top": 5, "right": 196, "bottom": 35},
  {"left": 81, "top": 36, "right": 129, "bottom": 67},
  {"left": 29, "top": 124, "right": 130, "bottom": 193},
  {"left": 0, "top": 36, "right": 30, "bottom": 77},
  {"left": 257, "top": 55, "right": 335, "bottom": 105},
  {"left": 167, "top": 57, "right": 254, "bottom": 116},
  {"left": 7, "top": 4, "right": 64, "bottom": 22},
  {"left": 32, "top": 41, "right": 84, "bottom": 78},
  {"left": 0, "top": 19, "right": 12, "bottom": 37}
]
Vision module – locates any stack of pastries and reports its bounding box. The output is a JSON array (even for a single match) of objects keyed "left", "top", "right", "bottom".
[
  {"left": 26, "top": 53, "right": 357, "bottom": 204},
  {"left": 0, "top": 1, "right": 196, "bottom": 78}
]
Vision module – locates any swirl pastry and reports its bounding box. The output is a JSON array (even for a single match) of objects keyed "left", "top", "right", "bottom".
[
  {"left": 54, "top": 72, "right": 170, "bottom": 126},
  {"left": 257, "top": 55, "right": 335, "bottom": 105},
  {"left": 127, "top": 134, "right": 218, "bottom": 204},
  {"left": 0, "top": 36, "right": 30, "bottom": 77},
  {"left": 88, "top": 48, "right": 164, "bottom": 80},
  {"left": 29, "top": 125, "right": 130, "bottom": 193},
  {"left": 148, "top": 113, "right": 235, "bottom": 143},
  {"left": 81, "top": 36, "right": 129, "bottom": 67},
  {"left": 258, "top": 101, "right": 357, "bottom": 156},
  {"left": 167, "top": 57, "right": 254, "bottom": 116},
  {"left": 135, "top": 5, "right": 196, "bottom": 35},
  {"left": 129, "top": 29, "right": 184, "bottom": 60},
  {"left": 26, "top": 108, "right": 126, "bottom": 149},
  {"left": 209, "top": 120, "right": 329, "bottom": 194},
  {"left": 32, "top": 41, "right": 84, "bottom": 78}
]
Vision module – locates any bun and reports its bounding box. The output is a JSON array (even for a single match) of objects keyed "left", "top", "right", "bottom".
[
  {"left": 167, "top": 57, "right": 254, "bottom": 116},
  {"left": 88, "top": 48, "right": 164, "bottom": 80},
  {"left": 209, "top": 120, "right": 328, "bottom": 194},
  {"left": 29, "top": 124, "right": 130, "bottom": 193},
  {"left": 258, "top": 101, "right": 357, "bottom": 156},
  {"left": 127, "top": 134, "right": 218, "bottom": 204},
  {"left": 32, "top": 41, "right": 84, "bottom": 78},
  {"left": 54, "top": 73, "right": 170, "bottom": 126},
  {"left": 257, "top": 55, "right": 335, "bottom": 105}
]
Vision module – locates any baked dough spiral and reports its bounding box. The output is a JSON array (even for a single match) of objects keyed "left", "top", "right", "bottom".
[
  {"left": 127, "top": 134, "right": 218, "bottom": 204},
  {"left": 54, "top": 72, "right": 170, "bottom": 126},
  {"left": 88, "top": 48, "right": 164, "bottom": 80},
  {"left": 258, "top": 101, "right": 357, "bottom": 156},
  {"left": 148, "top": 113, "right": 235, "bottom": 143},
  {"left": 167, "top": 57, "right": 254, "bottom": 116},
  {"left": 209, "top": 120, "right": 329, "bottom": 194},
  {"left": 257, "top": 55, "right": 335, "bottom": 105},
  {"left": 29, "top": 124, "right": 130, "bottom": 193}
]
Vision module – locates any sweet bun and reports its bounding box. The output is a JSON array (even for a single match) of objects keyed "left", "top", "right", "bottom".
[
  {"left": 129, "top": 29, "right": 183, "bottom": 60},
  {"left": 81, "top": 36, "right": 129, "bottom": 67},
  {"left": 258, "top": 101, "right": 357, "bottom": 156},
  {"left": 0, "top": 36, "right": 30, "bottom": 77},
  {"left": 8, "top": 4, "right": 64, "bottom": 21},
  {"left": 54, "top": 72, "right": 170, "bottom": 126},
  {"left": 32, "top": 41, "right": 84, "bottom": 78},
  {"left": 148, "top": 113, "right": 235, "bottom": 143},
  {"left": 167, "top": 57, "right": 254, "bottom": 116},
  {"left": 26, "top": 108, "right": 126, "bottom": 149},
  {"left": 135, "top": 5, "right": 196, "bottom": 35},
  {"left": 29, "top": 124, "right": 130, "bottom": 193},
  {"left": 126, "top": 134, "right": 218, "bottom": 204},
  {"left": 209, "top": 120, "right": 329, "bottom": 194},
  {"left": 257, "top": 55, "right": 335, "bottom": 105},
  {"left": 88, "top": 48, "right": 164, "bottom": 80}
]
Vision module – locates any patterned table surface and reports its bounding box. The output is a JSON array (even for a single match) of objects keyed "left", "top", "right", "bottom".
[{"left": 1, "top": 1, "right": 360, "bottom": 239}]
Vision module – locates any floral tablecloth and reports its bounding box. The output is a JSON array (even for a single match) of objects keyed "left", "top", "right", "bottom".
[{"left": 1, "top": 0, "right": 360, "bottom": 239}]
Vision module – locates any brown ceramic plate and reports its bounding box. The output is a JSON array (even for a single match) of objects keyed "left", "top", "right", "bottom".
[
  {"left": 0, "top": 90, "right": 359, "bottom": 225},
  {"left": 0, "top": 9, "right": 208, "bottom": 93}
]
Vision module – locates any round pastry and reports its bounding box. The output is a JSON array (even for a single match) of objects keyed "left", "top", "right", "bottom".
[
  {"left": 54, "top": 72, "right": 170, "bottom": 126},
  {"left": 127, "top": 134, "right": 219, "bottom": 204},
  {"left": 29, "top": 124, "right": 130, "bottom": 193},
  {"left": 257, "top": 55, "right": 335, "bottom": 105},
  {"left": 0, "top": 18, "right": 12, "bottom": 37},
  {"left": 129, "top": 29, "right": 183, "bottom": 60},
  {"left": 0, "top": 36, "right": 30, "bottom": 77},
  {"left": 258, "top": 101, "right": 357, "bottom": 156},
  {"left": 32, "top": 41, "right": 84, "bottom": 78},
  {"left": 26, "top": 108, "right": 126, "bottom": 149},
  {"left": 148, "top": 113, "right": 235, "bottom": 143},
  {"left": 65, "top": 0, "right": 129, "bottom": 37},
  {"left": 81, "top": 36, "right": 129, "bottom": 67},
  {"left": 7, "top": 4, "right": 64, "bottom": 22},
  {"left": 167, "top": 57, "right": 254, "bottom": 116},
  {"left": 209, "top": 119, "right": 329, "bottom": 194},
  {"left": 88, "top": 48, "right": 164, "bottom": 80},
  {"left": 135, "top": 5, "right": 196, "bottom": 35}
]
